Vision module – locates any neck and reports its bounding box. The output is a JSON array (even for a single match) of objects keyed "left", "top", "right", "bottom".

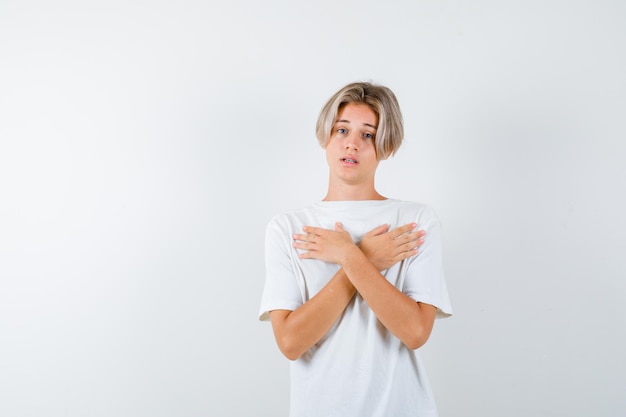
[{"left": 323, "top": 180, "right": 385, "bottom": 201}]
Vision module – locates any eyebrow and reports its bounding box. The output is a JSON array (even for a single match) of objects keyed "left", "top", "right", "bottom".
[{"left": 336, "top": 119, "right": 378, "bottom": 129}]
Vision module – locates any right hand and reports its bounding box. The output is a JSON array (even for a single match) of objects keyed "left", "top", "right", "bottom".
[{"left": 359, "top": 223, "right": 425, "bottom": 271}]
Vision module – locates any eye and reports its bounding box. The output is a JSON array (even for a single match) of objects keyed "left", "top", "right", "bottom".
[
  {"left": 363, "top": 132, "right": 375, "bottom": 140},
  {"left": 337, "top": 127, "right": 348, "bottom": 134}
]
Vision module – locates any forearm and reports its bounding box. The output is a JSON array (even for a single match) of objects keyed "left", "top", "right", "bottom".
[
  {"left": 270, "top": 268, "right": 356, "bottom": 360},
  {"left": 341, "top": 246, "right": 436, "bottom": 350}
]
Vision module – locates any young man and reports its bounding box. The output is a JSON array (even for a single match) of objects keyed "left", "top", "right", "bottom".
[{"left": 259, "top": 82, "right": 452, "bottom": 417}]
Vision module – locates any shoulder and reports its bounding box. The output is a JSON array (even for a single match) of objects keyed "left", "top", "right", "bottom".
[
  {"left": 388, "top": 199, "right": 440, "bottom": 223},
  {"left": 266, "top": 204, "right": 318, "bottom": 234},
  {"left": 267, "top": 205, "right": 311, "bottom": 225}
]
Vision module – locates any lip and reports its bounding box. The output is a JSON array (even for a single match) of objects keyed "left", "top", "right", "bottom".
[{"left": 340, "top": 155, "right": 359, "bottom": 166}]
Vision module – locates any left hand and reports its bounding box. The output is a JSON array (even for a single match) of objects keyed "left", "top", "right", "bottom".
[
  {"left": 360, "top": 222, "right": 424, "bottom": 271},
  {"left": 293, "top": 223, "right": 355, "bottom": 264}
]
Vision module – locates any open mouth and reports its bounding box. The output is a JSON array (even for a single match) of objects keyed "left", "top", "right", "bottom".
[{"left": 342, "top": 158, "right": 358, "bottom": 164}]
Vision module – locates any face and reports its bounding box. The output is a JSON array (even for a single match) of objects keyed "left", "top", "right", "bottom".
[{"left": 325, "top": 103, "right": 380, "bottom": 187}]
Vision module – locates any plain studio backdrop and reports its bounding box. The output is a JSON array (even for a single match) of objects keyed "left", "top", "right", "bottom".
[{"left": 1, "top": 1, "right": 625, "bottom": 416}]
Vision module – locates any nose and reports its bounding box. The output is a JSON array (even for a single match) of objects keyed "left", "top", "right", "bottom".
[{"left": 345, "top": 134, "right": 359, "bottom": 151}]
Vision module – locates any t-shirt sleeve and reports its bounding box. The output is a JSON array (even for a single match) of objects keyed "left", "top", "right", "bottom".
[
  {"left": 402, "top": 209, "right": 453, "bottom": 318},
  {"left": 258, "top": 216, "right": 304, "bottom": 321}
]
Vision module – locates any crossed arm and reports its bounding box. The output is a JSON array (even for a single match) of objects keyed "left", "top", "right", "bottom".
[{"left": 269, "top": 223, "right": 437, "bottom": 360}]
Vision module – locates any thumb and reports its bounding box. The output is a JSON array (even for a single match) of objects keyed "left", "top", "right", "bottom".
[
  {"left": 365, "top": 223, "right": 389, "bottom": 237},
  {"left": 335, "top": 222, "right": 345, "bottom": 232}
]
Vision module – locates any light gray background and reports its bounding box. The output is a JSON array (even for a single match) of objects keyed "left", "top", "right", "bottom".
[{"left": 1, "top": 1, "right": 624, "bottom": 416}]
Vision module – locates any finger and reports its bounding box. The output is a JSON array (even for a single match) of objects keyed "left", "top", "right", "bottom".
[
  {"left": 302, "top": 225, "right": 326, "bottom": 235},
  {"left": 396, "top": 247, "right": 419, "bottom": 260},
  {"left": 390, "top": 242, "right": 420, "bottom": 258},
  {"left": 298, "top": 251, "right": 318, "bottom": 259},
  {"left": 398, "top": 238, "right": 425, "bottom": 254},
  {"left": 334, "top": 222, "right": 345, "bottom": 232},
  {"left": 364, "top": 224, "right": 389, "bottom": 237},
  {"left": 397, "top": 232, "right": 424, "bottom": 244},
  {"left": 400, "top": 240, "right": 422, "bottom": 253},
  {"left": 293, "top": 241, "right": 317, "bottom": 251},
  {"left": 395, "top": 229, "right": 426, "bottom": 244},
  {"left": 293, "top": 233, "right": 316, "bottom": 243},
  {"left": 389, "top": 222, "right": 417, "bottom": 238}
]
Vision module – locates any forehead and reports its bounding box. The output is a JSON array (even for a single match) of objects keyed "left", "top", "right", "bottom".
[{"left": 336, "top": 103, "right": 378, "bottom": 126}]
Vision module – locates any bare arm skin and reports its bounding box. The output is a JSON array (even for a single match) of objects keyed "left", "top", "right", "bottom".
[
  {"left": 269, "top": 223, "right": 424, "bottom": 360},
  {"left": 269, "top": 268, "right": 355, "bottom": 361},
  {"left": 294, "top": 223, "right": 437, "bottom": 350}
]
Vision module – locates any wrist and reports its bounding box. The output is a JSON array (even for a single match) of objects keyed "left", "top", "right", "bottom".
[{"left": 339, "top": 244, "right": 364, "bottom": 267}]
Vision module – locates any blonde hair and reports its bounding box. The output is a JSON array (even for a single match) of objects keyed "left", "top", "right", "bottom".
[{"left": 315, "top": 82, "right": 404, "bottom": 160}]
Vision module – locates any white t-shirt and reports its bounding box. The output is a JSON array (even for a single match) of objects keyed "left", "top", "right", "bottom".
[{"left": 259, "top": 199, "right": 452, "bottom": 417}]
